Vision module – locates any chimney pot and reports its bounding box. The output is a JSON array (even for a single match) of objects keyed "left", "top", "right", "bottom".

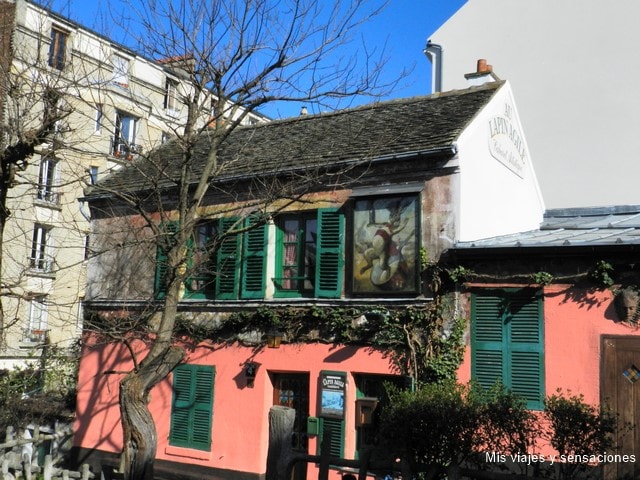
[
  {"left": 300, "top": 106, "right": 308, "bottom": 116},
  {"left": 477, "top": 59, "right": 487, "bottom": 73}
]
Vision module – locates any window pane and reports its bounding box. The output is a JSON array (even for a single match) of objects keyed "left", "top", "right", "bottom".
[
  {"left": 282, "top": 219, "right": 300, "bottom": 290},
  {"left": 48, "top": 29, "right": 67, "bottom": 69}
]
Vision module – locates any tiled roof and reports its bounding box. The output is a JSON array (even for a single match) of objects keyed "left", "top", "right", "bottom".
[
  {"left": 455, "top": 205, "right": 640, "bottom": 249},
  {"left": 88, "top": 82, "right": 503, "bottom": 197}
]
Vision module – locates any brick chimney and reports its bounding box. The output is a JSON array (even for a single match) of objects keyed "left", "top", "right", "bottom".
[{"left": 465, "top": 59, "right": 500, "bottom": 86}]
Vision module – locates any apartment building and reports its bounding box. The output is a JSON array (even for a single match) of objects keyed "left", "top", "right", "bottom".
[{"left": 0, "top": 0, "right": 265, "bottom": 369}]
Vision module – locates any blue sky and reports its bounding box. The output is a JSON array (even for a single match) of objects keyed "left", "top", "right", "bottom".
[{"left": 46, "top": 0, "right": 466, "bottom": 118}]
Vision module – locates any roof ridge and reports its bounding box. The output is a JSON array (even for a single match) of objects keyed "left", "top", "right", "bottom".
[{"left": 247, "top": 81, "right": 506, "bottom": 129}]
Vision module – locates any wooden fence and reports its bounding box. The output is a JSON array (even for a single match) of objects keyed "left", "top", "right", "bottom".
[{"left": 0, "top": 425, "right": 93, "bottom": 480}]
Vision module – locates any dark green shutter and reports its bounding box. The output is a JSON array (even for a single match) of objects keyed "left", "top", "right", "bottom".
[
  {"left": 154, "top": 222, "right": 179, "bottom": 299},
  {"left": 471, "top": 289, "right": 544, "bottom": 410},
  {"left": 241, "top": 218, "right": 267, "bottom": 299},
  {"left": 314, "top": 208, "right": 344, "bottom": 298},
  {"left": 170, "top": 364, "right": 215, "bottom": 450},
  {"left": 215, "top": 218, "right": 241, "bottom": 299},
  {"left": 319, "top": 417, "right": 345, "bottom": 458},
  {"left": 508, "top": 293, "right": 544, "bottom": 408}
]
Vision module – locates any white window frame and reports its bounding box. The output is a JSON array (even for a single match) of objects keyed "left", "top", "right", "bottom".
[
  {"left": 37, "top": 156, "right": 59, "bottom": 204},
  {"left": 30, "top": 224, "right": 53, "bottom": 273},
  {"left": 26, "top": 295, "right": 48, "bottom": 343},
  {"left": 113, "top": 111, "right": 139, "bottom": 157},
  {"left": 165, "top": 78, "right": 179, "bottom": 113}
]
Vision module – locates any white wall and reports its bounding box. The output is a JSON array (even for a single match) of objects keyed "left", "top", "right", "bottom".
[
  {"left": 456, "top": 82, "right": 545, "bottom": 241},
  {"left": 431, "top": 0, "right": 640, "bottom": 209}
]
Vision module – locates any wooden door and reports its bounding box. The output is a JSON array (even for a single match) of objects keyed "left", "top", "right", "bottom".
[{"left": 602, "top": 336, "right": 640, "bottom": 480}]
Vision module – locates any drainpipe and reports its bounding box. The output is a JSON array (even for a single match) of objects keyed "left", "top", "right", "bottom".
[{"left": 424, "top": 40, "right": 443, "bottom": 93}]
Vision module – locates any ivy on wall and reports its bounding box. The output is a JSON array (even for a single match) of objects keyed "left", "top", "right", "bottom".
[{"left": 175, "top": 299, "right": 466, "bottom": 385}]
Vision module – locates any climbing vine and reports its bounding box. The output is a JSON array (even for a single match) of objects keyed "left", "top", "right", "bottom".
[{"left": 175, "top": 297, "right": 466, "bottom": 385}]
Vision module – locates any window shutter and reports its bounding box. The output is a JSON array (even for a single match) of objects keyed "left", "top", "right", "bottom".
[
  {"left": 169, "top": 366, "right": 193, "bottom": 447},
  {"left": 507, "top": 291, "right": 544, "bottom": 409},
  {"left": 215, "top": 218, "right": 241, "bottom": 300},
  {"left": 314, "top": 208, "right": 344, "bottom": 298},
  {"left": 169, "top": 364, "right": 215, "bottom": 450},
  {"left": 154, "top": 222, "right": 179, "bottom": 299},
  {"left": 319, "top": 417, "right": 345, "bottom": 458},
  {"left": 471, "top": 290, "right": 544, "bottom": 410},
  {"left": 471, "top": 293, "right": 505, "bottom": 389},
  {"left": 191, "top": 366, "right": 215, "bottom": 450},
  {"left": 241, "top": 218, "right": 267, "bottom": 299}
]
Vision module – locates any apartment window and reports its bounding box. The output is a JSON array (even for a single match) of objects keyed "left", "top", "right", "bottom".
[
  {"left": 84, "top": 234, "right": 91, "bottom": 260},
  {"left": 88, "top": 166, "right": 99, "bottom": 185},
  {"left": 113, "top": 111, "right": 139, "bottom": 157},
  {"left": 471, "top": 289, "right": 545, "bottom": 410},
  {"left": 274, "top": 209, "right": 344, "bottom": 298},
  {"left": 30, "top": 224, "right": 53, "bottom": 273},
  {"left": 169, "top": 364, "right": 215, "bottom": 451},
  {"left": 112, "top": 55, "right": 129, "bottom": 87},
  {"left": 164, "top": 78, "right": 179, "bottom": 112},
  {"left": 37, "top": 156, "right": 58, "bottom": 204},
  {"left": 95, "top": 104, "right": 103, "bottom": 133},
  {"left": 26, "top": 295, "right": 48, "bottom": 343},
  {"left": 48, "top": 27, "right": 68, "bottom": 70}
]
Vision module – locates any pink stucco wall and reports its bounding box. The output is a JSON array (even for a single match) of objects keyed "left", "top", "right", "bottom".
[{"left": 74, "top": 337, "right": 397, "bottom": 476}]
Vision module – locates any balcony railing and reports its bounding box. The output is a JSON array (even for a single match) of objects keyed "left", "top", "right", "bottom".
[
  {"left": 112, "top": 141, "right": 143, "bottom": 160},
  {"left": 22, "top": 328, "right": 48, "bottom": 344},
  {"left": 36, "top": 186, "right": 59, "bottom": 205},
  {"left": 29, "top": 256, "right": 55, "bottom": 273}
]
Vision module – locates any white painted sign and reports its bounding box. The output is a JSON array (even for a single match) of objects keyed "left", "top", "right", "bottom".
[{"left": 488, "top": 102, "right": 527, "bottom": 178}]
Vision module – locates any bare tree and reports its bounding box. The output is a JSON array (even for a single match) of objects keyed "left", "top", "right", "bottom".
[{"left": 83, "top": 0, "right": 397, "bottom": 478}]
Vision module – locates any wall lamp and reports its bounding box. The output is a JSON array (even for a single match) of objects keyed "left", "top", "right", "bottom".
[
  {"left": 244, "top": 362, "right": 259, "bottom": 387},
  {"left": 266, "top": 329, "right": 283, "bottom": 349}
]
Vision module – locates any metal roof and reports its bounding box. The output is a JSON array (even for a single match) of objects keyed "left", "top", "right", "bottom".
[{"left": 455, "top": 205, "right": 640, "bottom": 249}]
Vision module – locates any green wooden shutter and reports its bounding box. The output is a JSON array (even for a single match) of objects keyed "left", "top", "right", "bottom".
[
  {"left": 319, "top": 417, "right": 345, "bottom": 458},
  {"left": 314, "top": 208, "right": 344, "bottom": 298},
  {"left": 170, "top": 364, "right": 215, "bottom": 450},
  {"left": 507, "top": 291, "right": 544, "bottom": 409},
  {"left": 154, "top": 222, "right": 179, "bottom": 299},
  {"left": 240, "top": 218, "right": 267, "bottom": 299},
  {"left": 215, "top": 217, "right": 241, "bottom": 300},
  {"left": 471, "top": 293, "right": 505, "bottom": 390},
  {"left": 471, "top": 289, "right": 544, "bottom": 410}
]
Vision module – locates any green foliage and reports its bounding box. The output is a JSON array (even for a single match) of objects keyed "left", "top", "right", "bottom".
[
  {"left": 588, "top": 260, "right": 615, "bottom": 289},
  {"left": 378, "top": 381, "right": 536, "bottom": 478},
  {"left": 544, "top": 390, "right": 617, "bottom": 480},
  {"left": 377, "top": 384, "right": 617, "bottom": 480},
  {"left": 422, "top": 315, "right": 466, "bottom": 384},
  {"left": 0, "top": 344, "right": 78, "bottom": 430},
  {"left": 419, "top": 247, "right": 430, "bottom": 272},
  {"left": 175, "top": 302, "right": 465, "bottom": 384},
  {"left": 530, "top": 271, "right": 554, "bottom": 286},
  {"left": 447, "top": 266, "right": 474, "bottom": 284}
]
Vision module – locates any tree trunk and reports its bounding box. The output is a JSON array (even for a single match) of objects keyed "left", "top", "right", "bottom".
[
  {"left": 120, "top": 345, "right": 184, "bottom": 480},
  {"left": 265, "top": 406, "right": 296, "bottom": 480}
]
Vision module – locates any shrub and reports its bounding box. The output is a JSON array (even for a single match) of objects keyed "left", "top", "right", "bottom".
[
  {"left": 377, "top": 381, "right": 536, "bottom": 478},
  {"left": 544, "top": 390, "right": 616, "bottom": 479}
]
